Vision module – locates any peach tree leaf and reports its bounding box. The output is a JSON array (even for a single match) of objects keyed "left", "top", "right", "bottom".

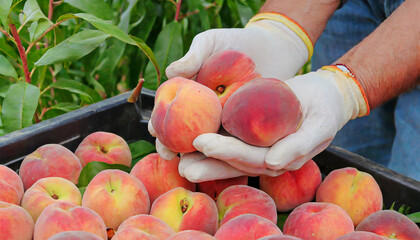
[{"left": 77, "top": 161, "right": 131, "bottom": 188}]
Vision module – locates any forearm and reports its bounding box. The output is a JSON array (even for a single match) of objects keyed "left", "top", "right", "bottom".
[
  {"left": 337, "top": 0, "right": 420, "bottom": 109},
  {"left": 260, "top": 0, "right": 340, "bottom": 43}
]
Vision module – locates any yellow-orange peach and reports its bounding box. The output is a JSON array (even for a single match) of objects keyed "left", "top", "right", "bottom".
[
  {"left": 355, "top": 210, "right": 420, "bottom": 239},
  {"left": 196, "top": 50, "right": 261, "bottom": 106},
  {"left": 21, "top": 177, "right": 82, "bottom": 222},
  {"left": 259, "top": 159, "right": 321, "bottom": 212},
  {"left": 0, "top": 201, "right": 34, "bottom": 240},
  {"left": 150, "top": 77, "right": 222, "bottom": 153},
  {"left": 82, "top": 170, "right": 150, "bottom": 232},
  {"left": 130, "top": 153, "right": 195, "bottom": 204},
  {"left": 19, "top": 144, "right": 82, "bottom": 190},
  {"left": 167, "top": 230, "right": 216, "bottom": 240},
  {"left": 283, "top": 202, "right": 354, "bottom": 240},
  {"left": 222, "top": 78, "right": 302, "bottom": 147},
  {"left": 316, "top": 167, "right": 383, "bottom": 226},
  {"left": 150, "top": 187, "right": 218, "bottom": 235},
  {"left": 33, "top": 201, "right": 107, "bottom": 240},
  {"left": 214, "top": 214, "right": 283, "bottom": 240},
  {"left": 48, "top": 231, "right": 104, "bottom": 240},
  {"left": 75, "top": 131, "right": 132, "bottom": 167},
  {"left": 197, "top": 176, "right": 248, "bottom": 201},
  {"left": 336, "top": 231, "right": 387, "bottom": 240},
  {"left": 216, "top": 185, "right": 277, "bottom": 227},
  {"left": 0, "top": 165, "right": 24, "bottom": 205}
]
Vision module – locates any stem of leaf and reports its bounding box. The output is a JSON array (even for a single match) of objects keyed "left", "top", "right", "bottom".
[
  {"left": 175, "top": 0, "right": 182, "bottom": 21},
  {"left": 40, "top": 86, "right": 51, "bottom": 96},
  {"left": 48, "top": 0, "right": 54, "bottom": 20},
  {"left": 0, "top": 27, "right": 11, "bottom": 38},
  {"left": 9, "top": 24, "right": 31, "bottom": 84}
]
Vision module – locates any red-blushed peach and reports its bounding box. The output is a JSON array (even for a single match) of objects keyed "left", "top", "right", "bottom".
[
  {"left": 316, "top": 167, "right": 383, "bottom": 226},
  {"left": 150, "top": 187, "right": 218, "bottom": 235},
  {"left": 0, "top": 165, "right": 24, "bottom": 205},
  {"left": 75, "top": 131, "right": 132, "bottom": 167},
  {"left": 0, "top": 201, "right": 34, "bottom": 240},
  {"left": 259, "top": 159, "right": 321, "bottom": 212},
  {"left": 33, "top": 201, "right": 107, "bottom": 240},
  {"left": 197, "top": 176, "right": 248, "bottom": 201},
  {"left": 150, "top": 77, "right": 223, "bottom": 153},
  {"left": 112, "top": 214, "right": 175, "bottom": 240},
  {"left": 19, "top": 144, "right": 82, "bottom": 190},
  {"left": 283, "top": 202, "right": 354, "bottom": 240},
  {"left": 196, "top": 50, "right": 261, "bottom": 106},
  {"left": 130, "top": 153, "right": 196, "bottom": 204},
  {"left": 355, "top": 210, "right": 420, "bottom": 239},
  {"left": 336, "top": 231, "right": 387, "bottom": 240},
  {"left": 81, "top": 170, "right": 150, "bottom": 232},
  {"left": 167, "top": 230, "right": 216, "bottom": 240},
  {"left": 48, "top": 231, "right": 104, "bottom": 240},
  {"left": 21, "top": 177, "right": 82, "bottom": 222},
  {"left": 258, "top": 236, "right": 302, "bottom": 240},
  {"left": 222, "top": 78, "right": 302, "bottom": 147},
  {"left": 216, "top": 185, "right": 277, "bottom": 227},
  {"left": 214, "top": 214, "right": 283, "bottom": 240}
]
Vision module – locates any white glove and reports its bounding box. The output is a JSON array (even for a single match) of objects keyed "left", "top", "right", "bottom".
[{"left": 192, "top": 67, "right": 369, "bottom": 172}]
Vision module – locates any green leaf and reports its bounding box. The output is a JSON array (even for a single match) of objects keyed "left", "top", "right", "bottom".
[
  {"left": 49, "top": 102, "right": 80, "bottom": 112},
  {"left": 78, "top": 186, "right": 86, "bottom": 197},
  {"left": 129, "top": 139, "right": 156, "bottom": 160},
  {"left": 143, "top": 21, "right": 183, "bottom": 90},
  {"left": 48, "top": 79, "right": 102, "bottom": 103},
  {"left": 1, "top": 82, "right": 40, "bottom": 133},
  {"left": 237, "top": 1, "right": 254, "bottom": 26},
  {"left": 28, "top": 18, "right": 53, "bottom": 42},
  {"left": 0, "top": 37, "right": 19, "bottom": 59},
  {"left": 19, "top": 0, "right": 52, "bottom": 27},
  {"left": 64, "top": 0, "right": 114, "bottom": 20},
  {"left": 132, "top": 0, "right": 156, "bottom": 40},
  {"left": 35, "top": 30, "right": 110, "bottom": 66},
  {"left": 406, "top": 212, "right": 420, "bottom": 223},
  {"left": 77, "top": 161, "right": 131, "bottom": 188},
  {"left": 0, "top": 0, "right": 13, "bottom": 32},
  {"left": 277, "top": 212, "right": 290, "bottom": 230},
  {"left": 0, "top": 55, "right": 17, "bottom": 79}
]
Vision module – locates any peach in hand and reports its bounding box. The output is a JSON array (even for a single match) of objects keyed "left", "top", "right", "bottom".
[{"left": 0, "top": 165, "right": 24, "bottom": 205}]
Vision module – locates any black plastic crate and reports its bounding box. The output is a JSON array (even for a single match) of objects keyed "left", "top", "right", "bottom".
[{"left": 1, "top": 89, "right": 419, "bottom": 212}]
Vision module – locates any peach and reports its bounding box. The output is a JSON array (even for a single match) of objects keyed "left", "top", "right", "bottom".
[
  {"left": 196, "top": 50, "right": 261, "bottom": 106},
  {"left": 82, "top": 170, "right": 150, "bottom": 232},
  {"left": 216, "top": 185, "right": 277, "bottom": 227},
  {"left": 258, "top": 236, "right": 302, "bottom": 240},
  {"left": 222, "top": 78, "right": 302, "bottom": 147},
  {"left": 355, "top": 210, "right": 420, "bottom": 239},
  {"left": 48, "top": 231, "right": 104, "bottom": 240},
  {"left": 197, "top": 176, "right": 248, "bottom": 201},
  {"left": 150, "top": 187, "right": 218, "bottom": 235},
  {"left": 19, "top": 144, "right": 82, "bottom": 190},
  {"left": 214, "top": 214, "right": 283, "bottom": 240},
  {"left": 112, "top": 214, "right": 175, "bottom": 240},
  {"left": 316, "top": 167, "right": 383, "bottom": 226},
  {"left": 283, "top": 202, "right": 354, "bottom": 240},
  {"left": 0, "top": 165, "right": 24, "bottom": 205},
  {"left": 336, "top": 231, "right": 387, "bottom": 240},
  {"left": 150, "top": 77, "right": 222, "bottom": 153},
  {"left": 167, "top": 230, "right": 216, "bottom": 240},
  {"left": 259, "top": 159, "right": 322, "bottom": 212},
  {"left": 33, "top": 201, "right": 107, "bottom": 240},
  {"left": 0, "top": 201, "right": 34, "bottom": 240},
  {"left": 130, "top": 153, "right": 196, "bottom": 204},
  {"left": 75, "top": 131, "right": 132, "bottom": 167},
  {"left": 21, "top": 177, "right": 82, "bottom": 222}
]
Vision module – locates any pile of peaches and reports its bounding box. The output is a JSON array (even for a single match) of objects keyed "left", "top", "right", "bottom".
[{"left": 1, "top": 50, "right": 419, "bottom": 240}]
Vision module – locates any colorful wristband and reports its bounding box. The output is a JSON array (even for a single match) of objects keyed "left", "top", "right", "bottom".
[{"left": 246, "top": 12, "right": 314, "bottom": 62}]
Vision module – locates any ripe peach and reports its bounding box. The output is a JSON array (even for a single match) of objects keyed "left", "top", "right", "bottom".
[
  {"left": 82, "top": 170, "right": 150, "bottom": 232},
  {"left": 130, "top": 153, "right": 196, "bottom": 204},
  {"left": 196, "top": 50, "right": 261, "bottom": 106},
  {"left": 167, "top": 230, "right": 216, "bottom": 240},
  {"left": 316, "top": 167, "right": 383, "bottom": 226},
  {"left": 33, "top": 201, "right": 107, "bottom": 240},
  {"left": 112, "top": 214, "right": 175, "bottom": 240},
  {"left": 222, "top": 78, "right": 302, "bottom": 147},
  {"left": 214, "top": 214, "right": 283, "bottom": 240},
  {"left": 259, "top": 159, "right": 321, "bottom": 212},
  {"left": 197, "top": 176, "right": 248, "bottom": 201},
  {"left": 356, "top": 210, "right": 420, "bottom": 239},
  {"left": 150, "top": 77, "right": 222, "bottom": 153},
  {"left": 258, "top": 236, "right": 302, "bottom": 240},
  {"left": 336, "top": 231, "right": 387, "bottom": 240},
  {"left": 150, "top": 187, "right": 218, "bottom": 235},
  {"left": 48, "top": 231, "right": 104, "bottom": 240},
  {"left": 0, "top": 201, "right": 34, "bottom": 240},
  {"left": 216, "top": 185, "right": 277, "bottom": 227},
  {"left": 19, "top": 144, "right": 82, "bottom": 190},
  {"left": 75, "top": 131, "right": 132, "bottom": 167},
  {"left": 0, "top": 165, "right": 24, "bottom": 205},
  {"left": 21, "top": 177, "right": 82, "bottom": 222},
  {"left": 283, "top": 202, "right": 354, "bottom": 240}
]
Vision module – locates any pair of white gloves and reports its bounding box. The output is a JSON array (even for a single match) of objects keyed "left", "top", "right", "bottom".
[{"left": 148, "top": 13, "right": 369, "bottom": 182}]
